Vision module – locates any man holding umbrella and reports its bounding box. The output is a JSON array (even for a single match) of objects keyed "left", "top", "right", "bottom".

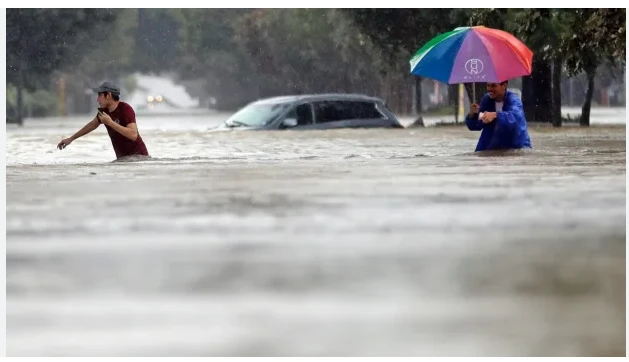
[
  {"left": 465, "top": 81, "right": 532, "bottom": 152},
  {"left": 409, "top": 25, "right": 534, "bottom": 152}
]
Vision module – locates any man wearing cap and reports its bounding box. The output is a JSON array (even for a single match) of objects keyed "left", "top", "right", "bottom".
[
  {"left": 465, "top": 81, "right": 532, "bottom": 152},
  {"left": 57, "top": 81, "right": 149, "bottom": 159}
]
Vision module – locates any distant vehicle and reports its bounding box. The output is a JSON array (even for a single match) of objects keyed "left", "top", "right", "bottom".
[{"left": 215, "top": 94, "right": 403, "bottom": 131}]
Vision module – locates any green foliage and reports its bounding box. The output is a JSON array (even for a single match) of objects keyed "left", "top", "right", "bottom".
[
  {"left": 560, "top": 8, "right": 626, "bottom": 76},
  {"left": 460, "top": 8, "right": 626, "bottom": 74},
  {"left": 6, "top": 9, "right": 116, "bottom": 90},
  {"left": 170, "top": 9, "right": 391, "bottom": 109},
  {"left": 75, "top": 9, "right": 138, "bottom": 77},
  {"left": 6, "top": 8, "right": 627, "bottom": 119},
  {"left": 346, "top": 9, "right": 458, "bottom": 58},
  {"left": 28, "top": 89, "right": 59, "bottom": 117},
  {"left": 168, "top": 9, "right": 254, "bottom": 108},
  {"left": 6, "top": 84, "right": 59, "bottom": 117},
  {"left": 133, "top": 9, "right": 182, "bottom": 73},
  {"left": 458, "top": 8, "right": 511, "bottom": 30},
  {"left": 235, "top": 9, "right": 385, "bottom": 93}
]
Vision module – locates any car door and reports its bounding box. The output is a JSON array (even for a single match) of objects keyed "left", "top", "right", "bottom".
[
  {"left": 348, "top": 101, "right": 396, "bottom": 128},
  {"left": 278, "top": 103, "right": 317, "bottom": 130},
  {"left": 311, "top": 100, "right": 391, "bottom": 129},
  {"left": 310, "top": 101, "right": 353, "bottom": 129}
]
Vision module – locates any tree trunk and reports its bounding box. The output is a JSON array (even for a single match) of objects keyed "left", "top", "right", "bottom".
[
  {"left": 581, "top": 69, "right": 595, "bottom": 127},
  {"left": 16, "top": 65, "right": 24, "bottom": 126},
  {"left": 551, "top": 58, "right": 562, "bottom": 127},
  {"left": 448, "top": 84, "right": 459, "bottom": 122},
  {"left": 532, "top": 57, "right": 552, "bottom": 123},
  {"left": 415, "top": 76, "right": 422, "bottom": 115},
  {"left": 522, "top": 74, "right": 535, "bottom": 122}
]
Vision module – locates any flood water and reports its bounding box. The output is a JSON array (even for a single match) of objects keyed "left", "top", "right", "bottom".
[{"left": 5, "top": 110, "right": 627, "bottom": 356}]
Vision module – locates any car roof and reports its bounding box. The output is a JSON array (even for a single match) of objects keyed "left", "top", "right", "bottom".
[{"left": 251, "top": 93, "right": 386, "bottom": 105}]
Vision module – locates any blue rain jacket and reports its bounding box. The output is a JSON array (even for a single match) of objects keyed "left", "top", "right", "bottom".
[{"left": 465, "top": 90, "right": 532, "bottom": 152}]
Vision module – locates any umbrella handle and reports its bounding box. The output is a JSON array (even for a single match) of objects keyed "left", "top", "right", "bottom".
[{"left": 473, "top": 82, "right": 476, "bottom": 103}]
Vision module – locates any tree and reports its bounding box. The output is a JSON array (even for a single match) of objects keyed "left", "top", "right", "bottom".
[
  {"left": 6, "top": 9, "right": 116, "bottom": 123},
  {"left": 510, "top": 9, "right": 559, "bottom": 124},
  {"left": 172, "top": 9, "right": 391, "bottom": 111},
  {"left": 346, "top": 9, "right": 459, "bottom": 114},
  {"left": 457, "top": 9, "right": 553, "bottom": 124},
  {"left": 133, "top": 9, "right": 182, "bottom": 73},
  {"left": 77, "top": 9, "right": 139, "bottom": 80},
  {"left": 53, "top": 9, "right": 139, "bottom": 115},
  {"left": 560, "top": 8, "right": 626, "bottom": 126},
  {"left": 235, "top": 10, "right": 386, "bottom": 96},
  {"left": 170, "top": 9, "right": 255, "bottom": 110}
]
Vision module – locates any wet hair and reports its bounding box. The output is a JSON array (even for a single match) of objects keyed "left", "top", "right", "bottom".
[{"left": 99, "top": 91, "right": 120, "bottom": 101}]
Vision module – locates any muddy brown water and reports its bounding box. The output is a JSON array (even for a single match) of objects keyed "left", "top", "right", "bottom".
[{"left": 5, "top": 113, "right": 626, "bottom": 356}]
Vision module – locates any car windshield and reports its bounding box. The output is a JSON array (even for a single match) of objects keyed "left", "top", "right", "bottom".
[{"left": 225, "top": 103, "right": 289, "bottom": 127}]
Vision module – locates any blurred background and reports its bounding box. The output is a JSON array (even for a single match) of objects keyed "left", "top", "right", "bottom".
[{"left": 6, "top": 9, "right": 626, "bottom": 125}]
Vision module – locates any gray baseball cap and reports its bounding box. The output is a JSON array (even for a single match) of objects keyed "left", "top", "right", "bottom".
[{"left": 92, "top": 81, "right": 120, "bottom": 95}]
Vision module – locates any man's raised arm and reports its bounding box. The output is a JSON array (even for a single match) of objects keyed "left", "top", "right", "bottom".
[{"left": 57, "top": 116, "right": 100, "bottom": 150}]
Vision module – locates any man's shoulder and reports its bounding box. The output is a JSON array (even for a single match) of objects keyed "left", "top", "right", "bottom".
[
  {"left": 119, "top": 101, "right": 135, "bottom": 111},
  {"left": 506, "top": 90, "right": 521, "bottom": 100},
  {"left": 118, "top": 101, "right": 136, "bottom": 115},
  {"left": 505, "top": 90, "right": 523, "bottom": 105}
]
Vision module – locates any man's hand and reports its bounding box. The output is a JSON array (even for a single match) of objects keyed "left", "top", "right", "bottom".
[
  {"left": 97, "top": 111, "right": 115, "bottom": 127},
  {"left": 469, "top": 103, "right": 479, "bottom": 118},
  {"left": 57, "top": 137, "right": 73, "bottom": 150},
  {"left": 480, "top": 111, "right": 497, "bottom": 124}
]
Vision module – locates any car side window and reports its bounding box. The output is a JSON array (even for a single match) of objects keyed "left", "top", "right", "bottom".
[
  {"left": 354, "top": 101, "right": 387, "bottom": 119},
  {"left": 313, "top": 101, "right": 386, "bottom": 123},
  {"left": 286, "top": 103, "right": 314, "bottom": 126}
]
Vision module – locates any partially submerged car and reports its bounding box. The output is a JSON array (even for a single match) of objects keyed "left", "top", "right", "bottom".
[{"left": 216, "top": 94, "right": 403, "bottom": 130}]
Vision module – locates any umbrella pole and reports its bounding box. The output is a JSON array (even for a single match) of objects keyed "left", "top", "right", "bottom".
[{"left": 470, "top": 20, "right": 475, "bottom": 103}]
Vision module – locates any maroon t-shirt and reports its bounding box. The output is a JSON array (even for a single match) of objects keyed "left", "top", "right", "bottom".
[{"left": 97, "top": 102, "right": 149, "bottom": 158}]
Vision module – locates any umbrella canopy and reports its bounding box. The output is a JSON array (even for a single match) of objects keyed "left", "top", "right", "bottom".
[{"left": 409, "top": 26, "right": 533, "bottom": 84}]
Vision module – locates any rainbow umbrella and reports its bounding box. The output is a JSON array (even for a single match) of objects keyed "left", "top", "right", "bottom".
[{"left": 409, "top": 26, "right": 533, "bottom": 85}]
